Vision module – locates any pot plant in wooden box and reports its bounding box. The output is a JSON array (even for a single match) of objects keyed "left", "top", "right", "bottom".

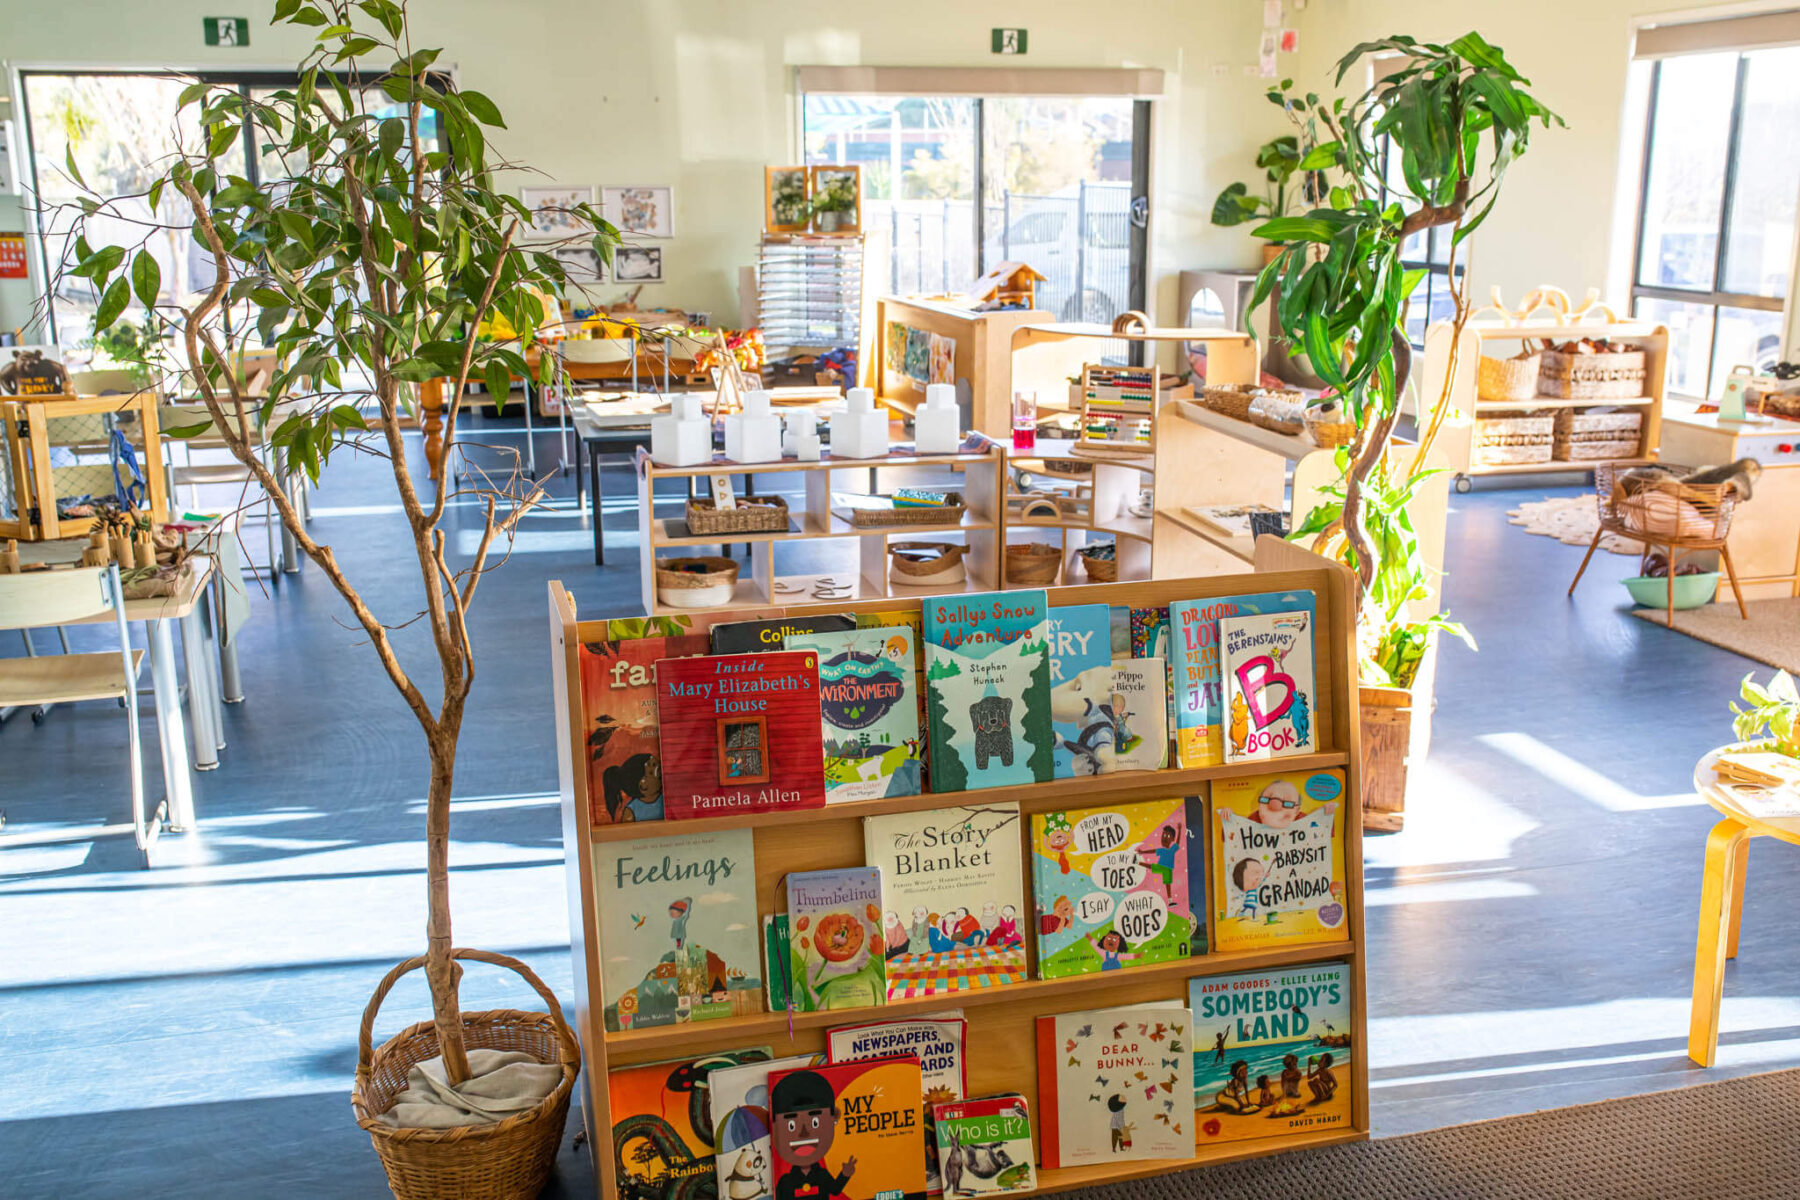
[
  {"left": 41, "top": 1, "right": 620, "bottom": 1194},
  {"left": 1249, "top": 33, "right": 1561, "bottom": 829}
]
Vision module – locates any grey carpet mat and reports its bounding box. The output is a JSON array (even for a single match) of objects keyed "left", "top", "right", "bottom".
[{"left": 1078, "top": 1069, "right": 1800, "bottom": 1199}]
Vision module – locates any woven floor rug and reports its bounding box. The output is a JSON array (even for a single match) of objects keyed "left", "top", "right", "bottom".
[
  {"left": 1078, "top": 1069, "right": 1800, "bottom": 1200},
  {"left": 1507, "top": 494, "right": 1642, "bottom": 556},
  {"left": 1629, "top": 596, "right": 1800, "bottom": 673}
]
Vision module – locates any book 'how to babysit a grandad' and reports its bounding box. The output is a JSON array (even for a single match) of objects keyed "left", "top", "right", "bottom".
[
  {"left": 1047, "top": 603, "right": 1114, "bottom": 777},
  {"left": 922, "top": 591, "right": 1054, "bottom": 793},
  {"left": 786, "top": 624, "right": 924, "bottom": 803},
  {"left": 655, "top": 651, "right": 827, "bottom": 819},
  {"left": 787, "top": 867, "right": 888, "bottom": 1012},
  {"left": 609, "top": 1048, "right": 771, "bottom": 1199},
  {"left": 1190, "top": 962, "right": 1352, "bottom": 1146},
  {"left": 1167, "top": 589, "right": 1316, "bottom": 768},
  {"left": 1219, "top": 609, "right": 1316, "bottom": 763},
  {"left": 1211, "top": 769, "right": 1348, "bottom": 953},
  {"left": 1034, "top": 1002, "right": 1194, "bottom": 1168},
  {"left": 769, "top": 1055, "right": 928, "bottom": 1200},
  {"left": 931, "top": 1095, "right": 1036, "bottom": 1196}
]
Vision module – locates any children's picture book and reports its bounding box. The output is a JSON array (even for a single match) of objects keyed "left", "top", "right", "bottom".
[
  {"left": 932, "top": 1095, "right": 1036, "bottom": 1196},
  {"left": 711, "top": 614, "right": 856, "bottom": 655},
  {"left": 1167, "top": 589, "right": 1315, "bottom": 768},
  {"left": 1047, "top": 603, "right": 1114, "bottom": 778},
  {"left": 1211, "top": 769, "right": 1348, "bottom": 952},
  {"left": 578, "top": 632, "right": 709, "bottom": 824},
  {"left": 922, "top": 591, "right": 1054, "bottom": 792},
  {"left": 656, "top": 651, "right": 827, "bottom": 819},
  {"left": 1104, "top": 659, "right": 1167, "bottom": 773},
  {"left": 711, "top": 1052, "right": 826, "bottom": 1200},
  {"left": 828, "top": 1016, "right": 967, "bottom": 1194},
  {"left": 1034, "top": 1002, "right": 1193, "bottom": 1168},
  {"left": 1029, "top": 798, "right": 1195, "bottom": 979},
  {"left": 1190, "top": 962, "right": 1352, "bottom": 1145},
  {"left": 609, "top": 1049, "right": 770, "bottom": 1197},
  {"left": 864, "top": 805, "right": 1027, "bottom": 999},
  {"left": 785, "top": 624, "right": 923, "bottom": 802},
  {"left": 1128, "top": 605, "right": 1176, "bottom": 734},
  {"left": 1184, "top": 795, "right": 1208, "bottom": 957},
  {"left": 1219, "top": 610, "right": 1316, "bottom": 762},
  {"left": 769, "top": 1056, "right": 928, "bottom": 1200},
  {"left": 594, "top": 829, "right": 764, "bottom": 1032},
  {"left": 763, "top": 914, "right": 792, "bottom": 1013},
  {"left": 787, "top": 867, "right": 888, "bottom": 1011}
]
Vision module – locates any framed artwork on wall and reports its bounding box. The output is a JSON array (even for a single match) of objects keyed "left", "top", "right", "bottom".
[
  {"left": 613, "top": 245, "right": 664, "bottom": 284},
  {"left": 601, "top": 185, "right": 673, "bottom": 238},
  {"left": 807, "top": 164, "right": 861, "bottom": 235},
  {"left": 519, "top": 185, "right": 593, "bottom": 240},
  {"left": 765, "top": 166, "right": 810, "bottom": 233},
  {"left": 554, "top": 247, "right": 604, "bottom": 285}
]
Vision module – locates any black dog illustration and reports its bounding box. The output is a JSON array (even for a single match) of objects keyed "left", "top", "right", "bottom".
[{"left": 969, "top": 695, "right": 1014, "bottom": 769}]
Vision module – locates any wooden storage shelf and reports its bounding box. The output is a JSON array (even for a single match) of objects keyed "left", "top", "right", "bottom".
[{"left": 1170, "top": 399, "right": 1317, "bottom": 461}]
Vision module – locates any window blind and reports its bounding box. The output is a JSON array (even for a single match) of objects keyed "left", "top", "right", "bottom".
[
  {"left": 796, "top": 66, "right": 1163, "bottom": 97},
  {"left": 1634, "top": 9, "right": 1800, "bottom": 58}
]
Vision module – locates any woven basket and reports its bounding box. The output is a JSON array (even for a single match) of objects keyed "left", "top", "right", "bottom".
[
  {"left": 1303, "top": 405, "right": 1355, "bottom": 448},
  {"left": 685, "top": 495, "right": 789, "bottom": 534},
  {"left": 1554, "top": 408, "right": 1642, "bottom": 462},
  {"left": 654, "top": 556, "right": 740, "bottom": 608},
  {"left": 888, "top": 540, "right": 966, "bottom": 584},
  {"left": 1539, "top": 348, "right": 1647, "bottom": 399},
  {"left": 1477, "top": 352, "right": 1542, "bottom": 403},
  {"left": 1005, "top": 542, "right": 1062, "bottom": 585},
  {"left": 1199, "top": 385, "right": 1257, "bottom": 420},
  {"left": 836, "top": 492, "right": 966, "bottom": 528},
  {"left": 1076, "top": 545, "right": 1118, "bottom": 582},
  {"left": 353, "top": 949, "right": 580, "bottom": 1200},
  {"left": 1473, "top": 411, "right": 1555, "bottom": 466}
]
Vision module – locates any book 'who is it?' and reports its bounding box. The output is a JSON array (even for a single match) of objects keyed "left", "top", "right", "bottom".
[{"left": 931, "top": 1095, "right": 1036, "bottom": 1195}]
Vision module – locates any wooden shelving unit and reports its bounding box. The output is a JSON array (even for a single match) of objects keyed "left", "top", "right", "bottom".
[
  {"left": 868, "top": 295, "right": 1050, "bottom": 430},
  {"left": 549, "top": 543, "right": 1369, "bottom": 1199}
]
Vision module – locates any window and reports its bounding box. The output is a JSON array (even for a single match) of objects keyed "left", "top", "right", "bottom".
[{"left": 1630, "top": 46, "right": 1800, "bottom": 397}]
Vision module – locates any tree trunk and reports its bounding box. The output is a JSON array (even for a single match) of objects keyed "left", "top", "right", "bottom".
[{"left": 423, "top": 729, "right": 471, "bottom": 1086}]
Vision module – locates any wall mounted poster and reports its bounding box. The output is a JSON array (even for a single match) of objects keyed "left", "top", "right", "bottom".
[
  {"left": 922, "top": 591, "right": 1054, "bottom": 793},
  {"left": 1211, "top": 769, "right": 1347, "bottom": 952},
  {"left": 929, "top": 332, "right": 956, "bottom": 385},
  {"left": 886, "top": 321, "right": 909, "bottom": 373},
  {"left": 614, "top": 244, "right": 665, "bottom": 283},
  {"left": 1190, "top": 962, "right": 1352, "bottom": 1145},
  {"left": 905, "top": 327, "right": 931, "bottom": 382}
]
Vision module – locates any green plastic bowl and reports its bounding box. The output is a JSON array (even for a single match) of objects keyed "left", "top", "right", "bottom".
[{"left": 1623, "top": 571, "right": 1719, "bottom": 610}]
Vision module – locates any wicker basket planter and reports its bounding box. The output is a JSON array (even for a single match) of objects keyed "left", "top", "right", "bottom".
[
  {"left": 1539, "top": 348, "right": 1647, "bottom": 399},
  {"left": 653, "top": 555, "right": 740, "bottom": 608},
  {"left": 1076, "top": 544, "right": 1118, "bottom": 582},
  {"left": 1004, "top": 541, "right": 1062, "bottom": 585},
  {"left": 1477, "top": 352, "right": 1542, "bottom": 403},
  {"left": 834, "top": 492, "right": 966, "bottom": 528},
  {"left": 888, "top": 540, "right": 967, "bottom": 585},
  {"left": 1554, "top": 407, "right": 1643, "bottom": 462},
  {"left": 353, "top": 949, "right": 580, "bottom": 1200},
  {"left": 684, "top": 495, "right": 789, "bottom": 535},
  {"left": 1472, "top": 411, "right": 1555, "bottom": 466}
]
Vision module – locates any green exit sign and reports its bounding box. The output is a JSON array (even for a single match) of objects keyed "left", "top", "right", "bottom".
[
  {"left": 203, "top": 17, "right": 250, "bottom": 47},
  {"left": 992, "top": 28, "right": 1028, "bottom": 55}
]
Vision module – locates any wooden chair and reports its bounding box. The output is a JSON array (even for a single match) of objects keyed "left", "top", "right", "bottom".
[
  {"left": 1568, "top": 461, "right": 1749, "bottom": 626},
  {"left": 0, "top": 565, "right": 166, "bottom": 866}
]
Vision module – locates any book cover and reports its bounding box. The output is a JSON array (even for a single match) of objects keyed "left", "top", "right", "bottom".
[
  {"left": 788, "top": 867, "right": 888, "bottom": 1012},
  {"left": 1168, "top": 589, "right": 1316, "bottom": 768},
  {"left": 1219, "top": 610, "right": 1316, "bottom": 762},
  {"left": 1211, "top": 769, "right": 1348, "bottom": 952},
  {"left": 931, "top": 1095, "right": 1036, "bottom": 1195},
  {"left": 864, "top": 805, "right": 1027, "bottom": 999},
  {"left": 763, "top": 914, "right": 792, "bottom": 1013},
  {"left": 594, "top": 829, "right": 764, "bottom": 1032},
  {"left": 1029, "top": 798, "right": 1195, "bottom": 979},
  {"left": 1184, "top": 795, "right": 1209, "bottom": 957},
  {"left": 605, "top": 612, "right": 780, "bottom": 642},
  {"left": 609, "top": 1049, "right": 770, "bottom": 1197},
  {"left": 1048, "top": 604, "right": 1115, "bottom": 778},
  {"left": 712, "top": 614, "right": 857, "bottom": 655},
  {"left": 786, "top": 625, "right": 924, "bottom": 803},
  {"left": 1033, "top": 1003, "right": 1193, "bottom": 1168},
  {"left": 1128, "top": 605, "right": 1176, "bottom": 733},
  {"left": 656, "top": 651, "right": 827, "bottom": 819},
  {"left": 578, "top": 633, "right": 709, "bottom": 824},
  {"left": 769, "top": 1056, "right": 928, "bottom": 1200},
  {"left": 922, "top": 591, "right": 1054, "bottom": 792},
  {"left": 712, "top": 1052, "right": 826, "bottom": 1200},
  {"left": 1105, "top": 659, "right": 1167, "bottom": 773},
  {"left": 1190, "top": 963, "right": 1352, "bottom": 1145},
  {"left": 827, "top": 1016, "right": 967, "bottom": 1194}
]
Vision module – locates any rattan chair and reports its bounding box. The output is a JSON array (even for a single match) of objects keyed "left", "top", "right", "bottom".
[{"left": 1568, "top": 462, "right": 1749, "bottom": 626}]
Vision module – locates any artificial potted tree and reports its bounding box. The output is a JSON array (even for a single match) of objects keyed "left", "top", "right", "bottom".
[
  {"left": 1249, "top": 33, "right": 1560, "bottom": 827},
  {"left": 44, "top": 2, "right": 620, "bottom": 1194}
]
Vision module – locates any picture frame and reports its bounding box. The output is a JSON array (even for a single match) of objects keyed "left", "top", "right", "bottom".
[
  {"left": 553, "top": 246, "right": 604, "bottom": 285},
  {"left": 807, "top": 164, "right": 861, "bottom": 236},
  {"left": 601, "top": 185, "right": 674, "bottom": 238},
  {"left": 765, "top": 165, "right": 811, "bottom": 234},
  {"left": 519, "top": 185, "right": 594, "bottom": 240},
  {"left": 613, "top": 244, "right": 664, "bottom": 284}
]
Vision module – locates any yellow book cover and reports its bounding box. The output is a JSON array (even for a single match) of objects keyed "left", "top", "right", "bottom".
[{"left": 1210, "top": 769, "right": 1349, "bottom": 952}]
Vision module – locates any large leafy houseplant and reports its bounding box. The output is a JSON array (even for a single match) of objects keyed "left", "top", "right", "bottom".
[
  {"left": 43, "top": 0, "right": 618, "bottom": 1114},
  {"left": 1249, "top": 34, "right": 1561, "bottom": 687},
  {"left": 1211, "top": 130, "right": 1332, "bottom": 229}
]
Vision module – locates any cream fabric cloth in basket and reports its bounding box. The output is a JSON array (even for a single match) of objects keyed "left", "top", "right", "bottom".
[{"left": 376, "top": 1048, "right": 564, "bottom": 1129}]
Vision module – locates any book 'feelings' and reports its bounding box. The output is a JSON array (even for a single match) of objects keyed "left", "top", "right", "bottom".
[
  {"left": 922, "top": 591, "right": 1054, "bottom": 792},
  {"left": 1190, "top": 963, "right": 1351, "bottom": 1145},
  {"left": 864, "top": 805, "right": 1027, "bottom": 999},
  {"left": 769, "top": 1056, "right": 928, "bottom": 1200},
  {"left": 593, "top": 829, "right": 763, "bottom": 1032},
  {"left": 1047, "top": 604, "right": 1114, "bottom": 778},
  {"left": 1211, "top": 770, "right": 1348, "bottom": 952},
  {"left": 931, "top": 1095, "right": 1036, "bottom": 1195},
  {"left": 786, "top": 624, "right": 924, "bottom": 802},
  {"left": 1220, "top": 610, "right": 1316, "bottom": 762},
  {"left": 609, "top": 1049, "right": 770, "bottom": 1197},
  {"left": 1030, "top": 798, "right": 1195, "bottom": 979},
  {"left": 787, "top": 867, "right": 888, "bottom": 1011},
  {"left": 1034, "top": 1003, "right": 1193, "bottom": 1168},
  {"left": 655, "top": 651, "right": 826, "bottom": 819},
  {"left": 1168, "top": 590, "right": 1316, "bottom": 768},
  {"left": 578, "top": 633, "right": 709, "bottom": 824}
]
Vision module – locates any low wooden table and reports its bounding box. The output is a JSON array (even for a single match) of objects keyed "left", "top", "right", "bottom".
[{"left": 1687, "top": 745, "right": 1800, "bottom": 1066}]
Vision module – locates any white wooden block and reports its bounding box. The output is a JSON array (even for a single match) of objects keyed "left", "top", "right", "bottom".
[
  {"left": 915, "top": 384, "right": 960, "bottom": 454},
  {"left": 651, "top": 413, "right": 710, "bottom": 466}
]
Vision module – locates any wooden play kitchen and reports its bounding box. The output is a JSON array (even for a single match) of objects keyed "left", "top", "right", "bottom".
[{"left": 548, "top": 539, "right": 1371, "bottom": 1198}]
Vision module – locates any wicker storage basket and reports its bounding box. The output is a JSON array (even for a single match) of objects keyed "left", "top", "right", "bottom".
[
  {"left": 653, "top": 555, "right": 740, "bottom": 608},
  {"left": 684, "top": 494, "right": 789, "bottom": 534},
  {"left": 1473, "top": 411, "right": 1555, "bottom": 466},
  {"left": 353, "top": 949, "right": 580, "bottom": 1200},
  {"left": 1076, "top": 545, "right": 1119, "bottom": 582},
  {"left": 835, "top": 492, "right": 966, "bottom": 528},
  {"left": 888, "top": 540, "right": 966, "bottom": 584},
  {"left": 1199, "top": 384, "right": 1261, "bottom": 420},
  {"left": 1477, "top": 352, "right": 1542, "bottom": 403},
  {"left": 1005, "top": 542, "right": 1062, "bottom": 585},
  {"left": 1304, "top": 404, "right": 1355, "bottom": 448},
  {"left": 1539, "top": 348, "right": 1647, "bottom": 399},
  {"left": 1554, "top": 407, "right": 1643, "bottom": 462}
]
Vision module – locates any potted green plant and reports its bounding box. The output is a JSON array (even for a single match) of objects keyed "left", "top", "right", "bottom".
[
  {"left": 1212, "top": 124, "right": 1333, "bottom": 263},
  {"left": 810, "top": 170, "right": 860, "bottom": 233},
  {"left": 44, "top": 1, "right": 619, "bottom": 1193},
  {"left": 1732, "top": 671, "right": 1800, "bottom": 758}
]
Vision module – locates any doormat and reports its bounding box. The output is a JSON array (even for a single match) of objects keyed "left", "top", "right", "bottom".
[
  {"left": 1083, "top": 1068, "right": 1800, "bottom": 1200},
  {"left": 1629, "top": 596, "right": 1800, "bottom": 673},
  {"left": 1507, "top": 494, "right": 1641, "bottom": 556}
]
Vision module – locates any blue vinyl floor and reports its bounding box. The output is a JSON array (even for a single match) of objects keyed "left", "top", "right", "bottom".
[{"left": 3, "top": 419, "right": 1798, "bottom": 1196}]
